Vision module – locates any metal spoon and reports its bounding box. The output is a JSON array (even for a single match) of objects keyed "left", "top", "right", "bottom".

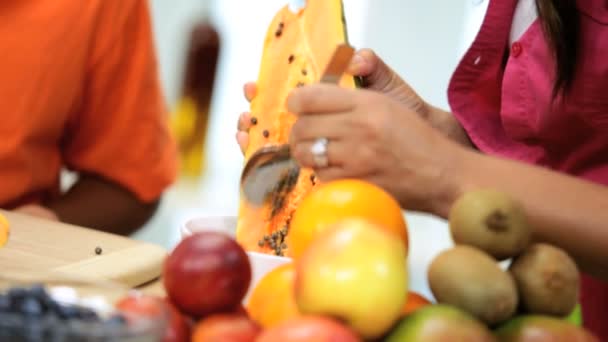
[{"left": 240, "top": 43, "right": 355, "bottom": 205}]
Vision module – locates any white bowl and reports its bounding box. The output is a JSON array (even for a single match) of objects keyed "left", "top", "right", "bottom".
[{"left": 181, "top": 216, "right": 291, "bottom": 303}]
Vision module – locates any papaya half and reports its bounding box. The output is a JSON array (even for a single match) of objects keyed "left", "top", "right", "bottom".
[{"left": 236, "top": 0, "right": 358, "bottom": 256}]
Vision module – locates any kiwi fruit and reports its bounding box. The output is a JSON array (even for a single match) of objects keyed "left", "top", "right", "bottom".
[
  {"left": 428, "top": 245, "right": 519, "bottom": 326},
  {"left": 509, "top": 243, "right": 579, "bottom": 317},
  {"left": 449, "top": 189, "right": 531, "bottom": 261}
]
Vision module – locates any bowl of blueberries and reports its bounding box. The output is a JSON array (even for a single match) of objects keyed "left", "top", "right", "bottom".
[{"left": 0, "top": 270, "right": 168, "bottom": 342}]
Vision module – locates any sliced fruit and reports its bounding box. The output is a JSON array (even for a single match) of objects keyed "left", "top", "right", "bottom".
[{"left": 236, "top": 0, "right": 358, "bottom": 257}]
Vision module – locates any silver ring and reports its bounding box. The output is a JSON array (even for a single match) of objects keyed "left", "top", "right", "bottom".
[{"left": 311, "top": 137, "right": 329, "bottom": 168}]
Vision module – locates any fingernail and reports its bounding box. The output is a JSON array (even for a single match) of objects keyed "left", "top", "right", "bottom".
[{"left": 351, "top": 54, "right": 365, "bottom": 67}]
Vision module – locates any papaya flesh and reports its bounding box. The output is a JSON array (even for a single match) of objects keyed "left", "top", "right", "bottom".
[{"left": 236, "top": 0, "right": 357, "bottom": 256}]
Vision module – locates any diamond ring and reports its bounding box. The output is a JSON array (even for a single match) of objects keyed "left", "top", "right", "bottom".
[{"left": 310, "top": 137, "right": 329, "bottom": 168}]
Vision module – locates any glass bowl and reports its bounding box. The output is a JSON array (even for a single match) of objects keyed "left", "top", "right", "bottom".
[{"left": 0, "top": 267, "right": 168, "bottom": 342}]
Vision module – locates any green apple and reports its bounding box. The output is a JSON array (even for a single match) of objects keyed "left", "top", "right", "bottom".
[{"left": 294, "top": 218, "right": 408, "bottom": 340}]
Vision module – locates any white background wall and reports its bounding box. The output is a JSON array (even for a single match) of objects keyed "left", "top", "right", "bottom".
[{"left": 138, "top": 0, "right": 489, "bottom": 299}]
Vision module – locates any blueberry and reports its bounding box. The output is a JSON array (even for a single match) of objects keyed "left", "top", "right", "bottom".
[
  {"left": 8, "top": 287, "right": 27, "bottom": 298},
  {"left": 20, "top": 297, "right": 44, "bottom": 317},
  {"left": 28, "top": 284, "right": 50, "bottom": 301},
  {"left": 7, "top": 287, "right": 27, "bottom": 304},
  {"left": 21, "top": 325, "right": 44, "bottom": 342},
  {"left": 76, "top": 307, "right": 99, "bottom": 322},
  {"left": 0, "top": 295, "right": 10, "bottom": 312},
  {"left": 7, "top": 288, "right": 29, "bottom": 312},
  {"left": 56, "top": 303, "right": 80, "bottom": 320},
  {"left": 40, "top": 295, "right": 60, "bottom": 315},
  {"left": 105, "top": 314, "right": 127, "bottom": 327}
]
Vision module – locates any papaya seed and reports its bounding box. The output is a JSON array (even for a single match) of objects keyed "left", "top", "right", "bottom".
[
  {"left": 250, "top": 117, "right": 258, "bottom": 125},
  {"left": 274, "top": 22, "right": 284, "bottom": 37},
  {"left": 288, "top": 55, "right": 295, "bottom": 64},
  {"left": 263, "top": 130, "right": 270, "bottom": 138}
]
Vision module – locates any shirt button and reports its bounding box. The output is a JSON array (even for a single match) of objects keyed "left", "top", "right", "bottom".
[{"left": 511, "top": 42, "right": 523, "bottom": 57}]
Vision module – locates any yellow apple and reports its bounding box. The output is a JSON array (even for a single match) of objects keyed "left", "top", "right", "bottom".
[{"left": 294, "top": 218, "right": 409, "bottom": 340}]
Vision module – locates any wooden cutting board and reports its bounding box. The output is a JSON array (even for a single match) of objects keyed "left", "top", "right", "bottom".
[{"left": 0, "top": 210, "right": 168, "bottom": 289}]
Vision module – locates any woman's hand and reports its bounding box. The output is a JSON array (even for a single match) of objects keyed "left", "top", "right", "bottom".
[
  {"left": 236, "top": 83, "right": 257, "bottom": 155},
  {"left": 348, "top": 49, "right": 431, "bottom": 118},
  {"left": 235, "top": 49, "right": 457, "bottom": 154},
  {"left": 287, "top": 83, "right": 464, "bottom": 216}
]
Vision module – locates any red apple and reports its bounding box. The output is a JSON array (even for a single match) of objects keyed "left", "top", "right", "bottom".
[
  {"left": 116, "top": 294, "right": 191, "bottom": 342},
  {"left": 163, "top": 299, "right": 192, "bottom": 342},
  {"left": 163, "top": 232, "right": 252, "bottom": 317},
  {"left": 256, "top": 316, "right": 361, "bottom": 342},
  {"left": 191, "top": 313, "right": 261, "bottom": 341}
]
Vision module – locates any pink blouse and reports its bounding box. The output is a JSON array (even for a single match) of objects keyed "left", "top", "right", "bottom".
[{"left": 448, "top": 0, "right": 608, "bottom": 337}]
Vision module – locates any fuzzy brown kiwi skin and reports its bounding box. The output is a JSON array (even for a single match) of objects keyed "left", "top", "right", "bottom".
[
  {"left": 449, "top": 189, "right": 532, "bottom": 261},
  {"left": 509, "top": 243, "right": 580, "bottom": 317},
  {"left": 428, "top": 245, "right": 519, "bottom": 327}
]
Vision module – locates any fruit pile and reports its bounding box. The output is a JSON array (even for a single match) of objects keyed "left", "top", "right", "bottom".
[
  {"left": 420, "top": 189, "right": 598, "bottom": 341},
  {"left": 148, "top": 179, "right": 411, "bottom": 341},
  {"left": 156, "top": 180, "right": 600, "bottom": 341}
]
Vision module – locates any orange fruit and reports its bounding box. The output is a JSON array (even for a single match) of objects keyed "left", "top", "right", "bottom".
[
  {"left": 0, "top": 213, "right": 9, "bottom": 248},
  {"left": 287, "top": 179, "right": 408, "bottom": 259},
  {"left": 246, "top": 263, "right": 300, "bottom": 328},
  {"left": 401, "top": 291, "right": 432, "bottom": 316}
]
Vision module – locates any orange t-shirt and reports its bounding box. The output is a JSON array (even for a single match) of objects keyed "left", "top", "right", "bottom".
[{"left": 0, "top": 0, "right": 178, "bottom": 208}]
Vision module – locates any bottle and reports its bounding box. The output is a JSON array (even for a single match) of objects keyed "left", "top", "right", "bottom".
[{"left": 171, "top": 3, "right": 221, "bottom": 179}]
